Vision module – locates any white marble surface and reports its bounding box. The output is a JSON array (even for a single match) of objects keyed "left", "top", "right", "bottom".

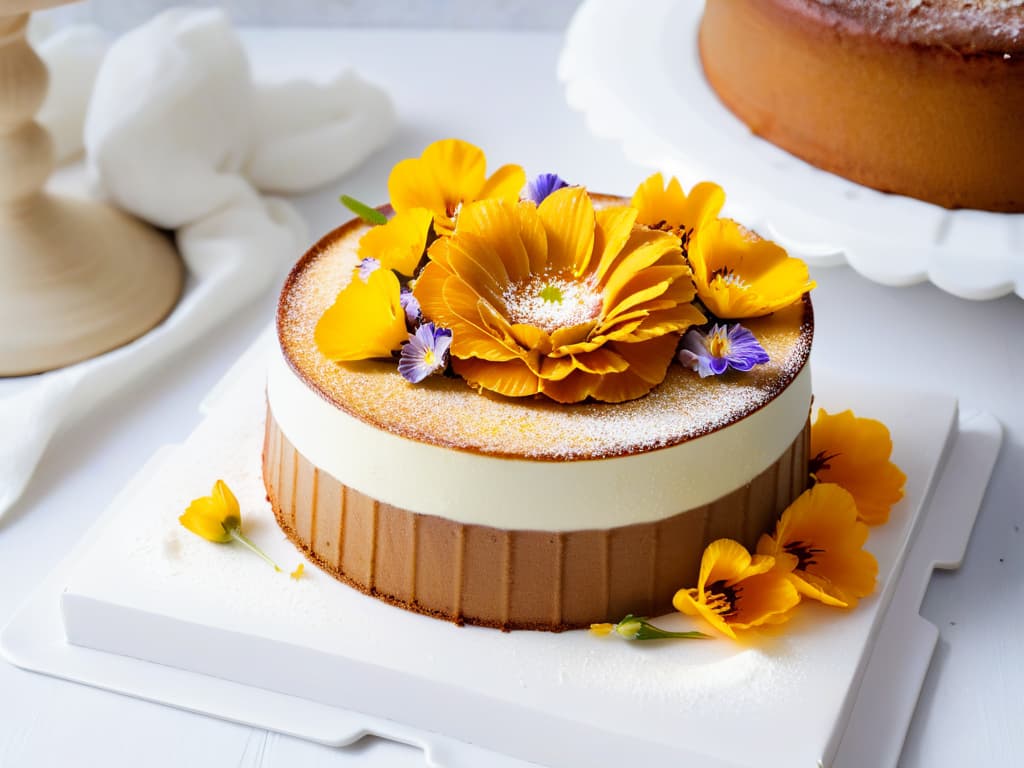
[{"left": 1, "top": 27, "right": 1022, "bottom": 768}]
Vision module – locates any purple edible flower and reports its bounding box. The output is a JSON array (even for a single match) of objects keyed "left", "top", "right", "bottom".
[
  {"left": 400, "top": 287, "right": 421, "bottom": 326},
  {"left": 398, "top": 322, "right": 452, "bottom": 384},
  {"left": 678, "top": 323, "right": 769, "bottom": 378},
  {"left": 356, "top": 257, "right": 380, "bottom": 282},
  {"left": 524, "top": 173, "right": 570, "bottom": 205}
]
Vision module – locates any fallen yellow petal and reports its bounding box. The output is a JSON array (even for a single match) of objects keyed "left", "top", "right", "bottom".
[{"left": 290, "top": 563, "right": 305, "bottom": 580}]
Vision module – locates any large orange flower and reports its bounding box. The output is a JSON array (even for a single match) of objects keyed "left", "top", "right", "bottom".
[{"left": 413, "top": 187, "right": 706, "bottom": 403}]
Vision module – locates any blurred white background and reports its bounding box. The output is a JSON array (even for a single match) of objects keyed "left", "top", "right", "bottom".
[{"left": 38, "top": 0, "right": 581, "bottom": 29}]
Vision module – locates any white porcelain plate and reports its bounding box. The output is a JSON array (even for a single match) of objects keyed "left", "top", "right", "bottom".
[{"left": 558, "top": 0, "right": 1024, "bottom": 300}]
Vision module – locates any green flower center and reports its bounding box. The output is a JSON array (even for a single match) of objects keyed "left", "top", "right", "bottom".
[{"left": 537, "top": 283, "right": 564, "bottom": 304}]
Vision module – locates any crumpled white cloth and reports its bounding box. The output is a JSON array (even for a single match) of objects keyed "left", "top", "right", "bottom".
[{"left": 0, "top": 8, "right": 395, "bottom": 519}]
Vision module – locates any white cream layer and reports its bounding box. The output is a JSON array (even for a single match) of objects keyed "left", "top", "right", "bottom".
[{"left": 266, "top": 349, "right": 811, "bottom": 532}]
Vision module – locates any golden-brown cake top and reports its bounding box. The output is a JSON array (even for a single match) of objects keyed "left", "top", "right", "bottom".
[
  {"left": 783, "top": 0, "right": 1024, "bottom": 53},
  {"left": 277, "top": 209, "right": 813, "bottom": 461}
]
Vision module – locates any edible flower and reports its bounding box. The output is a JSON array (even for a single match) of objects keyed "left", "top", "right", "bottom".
[
  {"left": 414, "top": 187, "right": 706, "bottom": 403},
  {"left": 590, "top": 614, "right": 709, "bottom": 641},
  {"left": 672, "top": 538, "right": 800, "bottom": 639},
  {"left": 399, "top": 287, "right": 421, "bottom": 326},
  {"left": 315, "top": 266, "right": 408, "bottom": 361},
  {"left": 388, "top": 138, "right": 525, "bottom": 235},
  {"left": 757, "top": 483, "right": 878, "bottom": 608},
  {"left": 356, "top": 256, "right": 380, "bottom": 282},
  {"left": 810, "top": 408, "right": 906, "bottom": 525},
  {"left": 179, "top": 480, "right": 283, "bottom": 572},
  {"left": 631, "top": 172, "right": 725, "bottom": 249},
  {"left": 678, "top": 323, "right": 769, "bottom": 377},
  {"left": 398, "top": 322, "right": 452, "bottom": 383},
  {"left": 525, "top": 172, "right": 569, "bottom": 205},
  {"left": 356, "top": 207, "right": 433, "bottom": 277},
  {"left": 687, "top": 218, "right": 815, "bottom": 319}
]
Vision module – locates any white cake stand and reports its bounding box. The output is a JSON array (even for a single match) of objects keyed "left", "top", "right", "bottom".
[{"left": 558, "top": 0, "right": 1024, "bottom": 301}]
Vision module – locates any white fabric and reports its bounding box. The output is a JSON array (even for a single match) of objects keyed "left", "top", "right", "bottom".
[{"left": 0, "top": 8, "right": 395, "bottom": 518}]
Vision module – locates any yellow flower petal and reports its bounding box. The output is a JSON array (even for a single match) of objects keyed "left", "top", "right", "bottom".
[
  {"left": 549, "top": 320, "right": 598, "bottom": 351},
  {"left": 454, "top": 355, "right": 541, "bottom": 398},
  {"left": 757, "top": 483, "right": 879, "bottom": 608},
  {"left": 592, "top": 205, "right": 640, "bottom": 283},
  {"left": 444, "top": 232, "right": 513, "bottom": 304},
  {"left": 599, "top": 231, "right": 683, "bottom": 315},
  {"left": 478, "top": 162, "right": 529, "bottom": 204},
  {"left": 315, "top": 267, "right": 408, "bottom": 361},
  {"left": 357, "top": 208, "right": 433, "bottom": 276},
  {"left": 811, "top": 409, "right": 906, "bottom": 526},
  {"left": 570, "top": 347, "right": 630, "bottom": 375},
  {"left": 536, "top": 186, "right": 596, "bottom": 275},
  {"left": 590, "top": 622, "right": 615, "bottom": 637},
  {"left": 455, "top": 198, "right": 533, "bottom": 284},
  {"left": 179, "top": 504, "right": 232, "bottom": 543},
  {"left": 290, "top": 563, "right": 305, "bottom": 580},
  {"left": 212, "top": 479, "right": 239, "bottom": 516}
]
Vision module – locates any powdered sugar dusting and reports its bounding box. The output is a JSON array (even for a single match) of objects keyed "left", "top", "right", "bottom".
[
  {"left": 278, "top": 219, "right": 812, "bottom": 461},
  {"left": 808, "top": 0, "right": 1024, "bottom": 51},
  {"left": 503, "top": 274, "right": 603, "bottom": 333}
]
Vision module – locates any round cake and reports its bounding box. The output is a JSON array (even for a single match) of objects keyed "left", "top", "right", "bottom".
[
  {"left": 264, "top": 200, "right": 814, "bottom": 631},
  {"left": 699, "top": 0, "right": 1024, "bottom": 211}
]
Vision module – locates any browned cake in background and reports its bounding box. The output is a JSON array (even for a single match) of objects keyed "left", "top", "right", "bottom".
[{"left": 700, "top": 0, "right": 1024, "bottom": 211}]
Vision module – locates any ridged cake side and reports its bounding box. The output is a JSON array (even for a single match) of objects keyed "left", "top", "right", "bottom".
[{"left": 264, "top": 406, "right": 811, "bottom": 631}]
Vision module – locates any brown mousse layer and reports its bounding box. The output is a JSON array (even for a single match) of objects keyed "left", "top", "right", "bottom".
[
  {"left": 700, "top": 0, "right": 1024, "bottom": 211},
  {"left": 264, "top": 406, "right": 811, "bottom": 631}
]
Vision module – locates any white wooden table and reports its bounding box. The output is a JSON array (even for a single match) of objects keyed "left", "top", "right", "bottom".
[{"left": 1, "top": 27, "right": 1021, "bottom": 768}]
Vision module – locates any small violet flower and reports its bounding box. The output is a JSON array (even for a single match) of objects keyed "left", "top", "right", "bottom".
[
  {"left": 356, "top": 257, "right": 380, "bottom": 283},
  {"left": 678, "top": 323, "right": 769, "bottom": 378},
  {"left": 399, "top": 287, "right": 421, "bottom": 326},
  {"left": 398, "top": 322, "right": 452, "bottom": 384},
  {"left": 524, "top": 173, "right": 570, "bottom": 205}
]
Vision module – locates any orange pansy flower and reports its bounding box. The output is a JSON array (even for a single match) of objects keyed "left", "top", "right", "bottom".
[
  {"left": 810, "top": 408, "right": 906, "bottom": 525},
  {"left": 687, "top": 218, "right": 815, "bottom": 319},
  {"left": 757, "top": 483, "right": 878, "bottom": 608},
  {"left": 631, "top": 172, "right": 725, "bottom": 248},
  {"left": 672, "top": 539, "right": 800, "bottom": 639},
  {"left": 388, "top": 138, "right": 525, "bottom": 235}
]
